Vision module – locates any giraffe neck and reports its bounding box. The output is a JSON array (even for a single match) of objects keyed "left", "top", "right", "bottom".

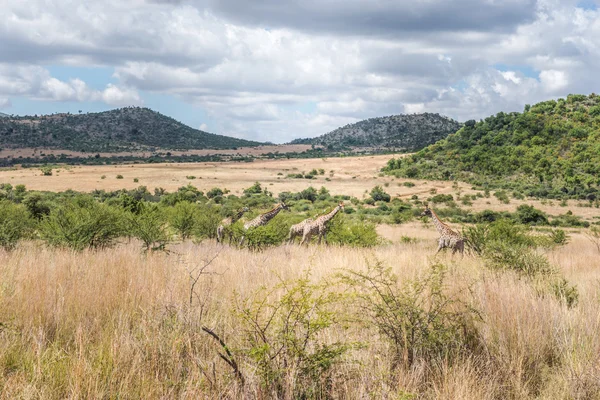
[
  {"left": 232, "top": 209, "right": 246, "bottom": 223},
  {"left": 259, "top": 205, "right": 283, "bottom": 225},
  {"left": 317, "top": 205, "right": 341, "bottom": 224},
  {"left": 429, "top": 209, "right": 450, "bottom": 235}
]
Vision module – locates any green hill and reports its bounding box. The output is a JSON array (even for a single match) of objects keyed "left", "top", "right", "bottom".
[
  {"left": 0, "top": 107, "right": 262, "bottom": 152},
  {"left": 384, "top": 94, "right": 600, "bottom": 199},
  {"left": 291, "top": 113, "right": 461, "bottom": 151}
]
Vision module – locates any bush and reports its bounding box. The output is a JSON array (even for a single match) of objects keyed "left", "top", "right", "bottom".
[
  {"left": 341, "top": 262, "right": 481, "bottom": 369},
  {"left": 116, "top": 175, "right": 124, "bottom": 179},
  {"left": 39, "top": 201, "right": 126, "bottom": 251},
  {"left": 207, "top": 187, "right": 224, "bottom": 199},
  {"left": 40, "top": 166, "right": 53, "bottom": 176},
  {"left": 232, "top": 272, "right": 350, "bottom": 398},
  {"left": 516, "top": 204, "right": 548, "bottom": 225},
  {"left": 494, "top": 190, "right": 510, "bottom": 204},
  {"left": 193, "top": 204, "right": 222, "bottom": 240},
  {"left": 23, "top": 192, "right": 51, "bottom": 220},
  {"left": 0, "top": 201, "right": 35, "bottom": 250},
  {"left": 370, "top": 186, "right": 391, "bottom": 202},
  {"left": 236, "top": 215, "right": 290, "bottom": 251},
  {"left": 128, "top": 203, "right": 171, "bottom": 251},
  {"left": 168, "top": 201, "right": 199, "bottom": 240},
  {"left": 243, "top": 182, "right": 263, "bottom": 195},
  {"left": 326, "top": 216, "right": 379, "bottom": 247},
  {"left": 430, "top": 194, "right": 453, "bottom": 204}
]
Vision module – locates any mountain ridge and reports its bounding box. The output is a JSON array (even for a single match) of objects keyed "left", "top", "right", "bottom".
[
  {"left": 291, "top": 113, "right": 462, "bottom": 151},
  {"left": 0, "top": 107, "right": 262, "bottom": 152}
]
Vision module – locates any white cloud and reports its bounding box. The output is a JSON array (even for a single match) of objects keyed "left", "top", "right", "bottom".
[
  {"left": 0, "top": 98, "right": 11, "bottom": 109},
  {"left": 100, "top": 84, "right": 142, "bottom": 106},
  {"left": 199, "top": 123, "right": 208, "bottom": 131},
  {"left": 539, "top": 70, "right": 569, "bottom": 92},
  {"left": 0, "top": 0, "right": 599, "bottom": 142},
  {"left": 0, "top": 64, "right": 142, "bottom": 106}
]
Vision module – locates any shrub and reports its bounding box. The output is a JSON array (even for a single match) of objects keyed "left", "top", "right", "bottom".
[
  {"left": 493, "top": 190, "right": 510, "bottom": 204},
  {"left": 207, "top": 187, "right": 224, "bottom": 199},
  {"left": 430, "top": 194, "right": 453, "bottom": 204},
  {"left": 232, "top": 272, "right": 350, "bottom": 398},
  {"left": 128, "top": 203, "right": 171, "bottom": 251},
  {"left": 402, "top": 182, "right": 416, "bottom": 188},
  {"left": 516, "top": 204, "right": 548, "bottom": 225},
  {"left": 0, "top": 201, "right": 35, "bottom": 250},
  {"left": 168, "top": 201, "right": 199, "bottom": 240},
  {"left": 22, "top": 192, "right": 51, "bottom": 220},
  {"left": 243, "top": 182, "right": 263, "bottom": 195},
  {"left": 326, "top": 216, "right": 379, "bottom": 247},
  {"left": 370, "top": 186, "right": 391, "bottom": 202},
  {"left": 236, "top": 215, "right": 290, "bottom": 251},
  {"left": 39, "top": 201, "right": 126, "bottom": 251},
  {"left": 193, "top": 204, "right": 222, "bottom": 240},
  {"left": 116, "top": 174, "right": 124, "bottom": 179},
  {"left": 40, "top": 166, "right": 53, "bottom": 176},
  {"left": 341, "top": 262, "right": 481, "bottom": 369}
]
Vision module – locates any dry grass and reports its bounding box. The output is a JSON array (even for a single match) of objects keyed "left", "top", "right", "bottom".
[{"left": 1, "top": 226, "right": 600, "bottom": 399}]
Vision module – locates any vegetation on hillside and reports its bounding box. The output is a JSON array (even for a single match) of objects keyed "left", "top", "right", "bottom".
[
  {"left": 384, "top": 94, "right": 600, "bottom": 199},
  {"left": 292, "top": 113, "right": 461, "bottom": 151},
  {"left": 0, "top": 107, "right": 262, "bottom": 152}
]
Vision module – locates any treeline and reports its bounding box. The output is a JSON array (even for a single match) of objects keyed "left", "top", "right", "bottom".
[
  {"left": 384, "top": 94, "right": 600, "bottom": 199},
  {"left": 0, "top": 180, "right": 591, "bottom": 252},
  {"left": 0, "top": 182, "right": 382, "bottom": 251}
]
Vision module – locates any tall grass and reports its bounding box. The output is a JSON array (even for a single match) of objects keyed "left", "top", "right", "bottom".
[{"left": 0, "top": 235, "right": 598, "bottom": 398}]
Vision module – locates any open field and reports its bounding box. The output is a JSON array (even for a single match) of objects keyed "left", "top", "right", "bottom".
[
  {"left": 3, "top": 155, "right": 600, "bottom": 398},
  {"left": 2, "top": 154, "right": 600, "bottom": 222},
  {"left": 1, "top": 226, "right": 599, "bottom": 399}
]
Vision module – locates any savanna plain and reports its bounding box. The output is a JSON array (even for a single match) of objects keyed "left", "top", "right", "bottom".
[{"left": 1, "top": 155, "right": 600, "bottom": 399}]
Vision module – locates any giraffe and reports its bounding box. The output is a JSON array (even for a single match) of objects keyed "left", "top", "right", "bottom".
[
  {"left": 421, "top": 205, "right": 464, "bottom": 255},
  {"left": 300, "top": 202, "right": 344, "bottom": 245},
  {"left": 287, "top": 217, "right": 313, "bottom": 244},
  {"left": 239, "top": 202, "right": 289, "bottom": 246},
  {"left": 217, "top": 207, "right": 249, "bottom": 244}
]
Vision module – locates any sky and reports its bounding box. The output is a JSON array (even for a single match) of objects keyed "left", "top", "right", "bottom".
[{"left": 1, "top": 0, "right": 599, "bottom": 143}]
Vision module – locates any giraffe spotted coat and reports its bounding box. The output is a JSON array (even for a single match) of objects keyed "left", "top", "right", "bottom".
[
  {"left": 421, "top": 205, "right": 464, "bottom": 255},
  {"left": 300, "top": 202, "right": 344, "bottom": 245},
  {"left": 287, "top": 218, "right": 313, "bottom": 244}
]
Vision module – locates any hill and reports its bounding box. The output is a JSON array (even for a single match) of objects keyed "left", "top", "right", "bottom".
[
  {"left": 384, "top": 94, "right": 600, "bottom": 199},
  {"left": 291, "top": 113, "right": 461, "bottom": 151},
  {"left": 0, "top": 107, "right": 262, "bottom": 152},
  {"left": 0, "top": 112, "right": 9, "bottom": 118}
]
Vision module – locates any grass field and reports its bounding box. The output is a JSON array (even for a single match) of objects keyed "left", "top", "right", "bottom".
[
  {"left": 2, "top": 156, "right": 600, "bottom": 398},
  {"left": 1, "top": 227, "right": 599, "bottom": 399}
]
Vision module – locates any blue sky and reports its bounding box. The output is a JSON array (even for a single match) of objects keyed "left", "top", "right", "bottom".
[{"left": 1, "top": 0, "right": 599, "bottom": 142}]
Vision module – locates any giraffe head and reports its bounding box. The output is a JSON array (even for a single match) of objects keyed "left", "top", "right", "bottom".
[
  {"left": 240, "top": 206, "right": 250, "bottom": 213},
  {"left": 337, "top": 201, "right": 345, "bottom": 211},
  {"left": 421, "top": 205, "right": 432, "bottom": 217},
  {"left": 279, "top": 202, "right": 289, "bottom": 211}
]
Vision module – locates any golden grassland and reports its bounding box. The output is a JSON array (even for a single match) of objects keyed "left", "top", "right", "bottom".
[
  {"left": 1, "top": 154, "right": 600, "bottom": 221},
  {"left": 1, "top": 223, "right": 600, "bottom": 399}
]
